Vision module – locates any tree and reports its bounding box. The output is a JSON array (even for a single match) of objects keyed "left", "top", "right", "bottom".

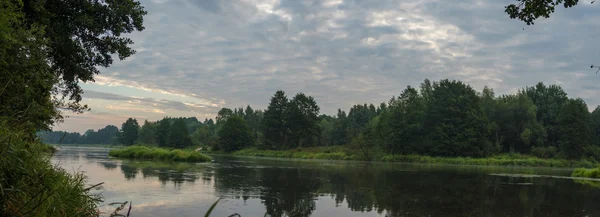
[
  {"left": 557, "top": 98, "right": 592, "bottom": 159},
  {"left": 591, "top": 106, "right": 600, "bottom": 146},
  {"left": 120, "top": 118, "right": 139, "bottom": 146},
  {"left": 20, "top": 0, "right": 147, "bottom": 115},
  {"left": 505, "top": 0, "right": 584, "bottom": 25},
  {"left": 425, "top": 80, "right": 491, "bottom": 157},
  {"left": 380, "top": 86, "right": 426, "bottom": 154},
  {"left": 0, "top": 0, "right": 55, "bottom": 134},
  {"left": 138, "top": 120, "right": 157, "bottom": 145},
  {"left": 218, "top": 116, "right": 254, "bottom": 152},
  {"left": 494, "top": 91, "right": 546, "bottom": 153},
  {"left": 192, "top": 125, "right": 215, "bottom": 146},
  {"left": 156, "top": 118, "right": 171, "bottom": 147},
  {"left": 168, "top": 118, "right": 192, "bottom": 149},
  {"left": 262, "top": 90, "right": 289, "bottom": 150},
  {"left": 216, "top": 108, "right": 234, "bottom": 124},
  {"left": 524, "top": 82, "right": 568, "bottom": 148},
  {"left": 286, "top": 93, "right": 320, "bottom": 148}
]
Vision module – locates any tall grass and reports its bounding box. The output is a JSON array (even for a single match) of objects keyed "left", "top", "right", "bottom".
[
  {"left": 572, "top": 167, "right": 600, "bottom": 178},
  {"left": 108, "top": 146, "right": 211, "bottom": 162},
  {"left": 228, "top": 147, "right": 598, "bottom": 168},
  {"left": 0, "top": 127, "right": 101, "bottom": 216}
]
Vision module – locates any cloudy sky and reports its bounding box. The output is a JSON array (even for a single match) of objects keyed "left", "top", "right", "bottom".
[{"left": 56, "top": 0, "right": 600, "bottom": 133}]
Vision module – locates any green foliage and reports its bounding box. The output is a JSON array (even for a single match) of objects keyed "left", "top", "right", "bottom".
[
  {"left": 558, "top": 98, "right": 593, "bottom": 159},
  {"left": 262, "top": 90, "right": 289, "bottom": 149},
  {"left": 138, "top": 120, "right": 157, "bottom": 145},
  {"left": 0, "top": 128, "right": 100, "bottom": 216},
  {"left": 531, "top": 146, "right": 558, "bottom": 159},
  {"left": 156, "top": 118, "right": 171, "bottom": 147},
  {"left": 286, "top": 93, "right": 320, "bottom": 148},
  {"left": 379, "top": 86, "right": 426, "bottom": 154},
  {"left": 108, "top": 146, "right": 211, "bottom": 162},
  {"left": 218, "top": 116, "right": 254, "bottom": 152},
  {"left": 505, "top": 0, "right": 581, "bottom": 25},
  {"left": 120, "top": 118, "right": 140, "bottom": 146},
  {"left": 425, "top": 79, "right": 491, "bottom": 157},
  {"left": 572, "top": 167, "right": 600, "bottom": 178},
  {"left": 20, "top": 0, "right": 147, "bottom": 113},
  {"left": 168, "top": 118, "right": 193, "bottom": 149}
]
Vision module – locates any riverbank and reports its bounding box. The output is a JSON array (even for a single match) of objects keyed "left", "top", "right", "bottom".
[
  {"left": 223, "top": 147, "right": 598, "bottom": 168},
  {"left": 109, "top": 146, "right": 211, "bottom": 162},
  {"left": 572, "top": 168, "right": 600, "bottom": 178}
]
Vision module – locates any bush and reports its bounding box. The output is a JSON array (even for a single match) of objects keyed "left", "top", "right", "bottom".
[
  {"left": 0, "top": 129, "right": 100, "bottom": 216},
  {"left": 109, "top": 146, "right": 211, "bottom": 162},
  {"left": 572, "top": 167, "right": 600, "bottom": 178},
  {"left": 531, "top": 146, "right": 558, "bottom": 159}
]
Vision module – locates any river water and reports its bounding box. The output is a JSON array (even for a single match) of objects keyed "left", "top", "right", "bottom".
[{"left": 51, "top": 146, "right": 600, "bottom": 217}]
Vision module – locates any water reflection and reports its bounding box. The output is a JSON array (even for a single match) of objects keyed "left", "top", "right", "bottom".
[{"left": 53, "top": 147, "right": 600, "bottom": 217}]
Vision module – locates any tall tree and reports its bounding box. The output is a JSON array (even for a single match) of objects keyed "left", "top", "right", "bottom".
[
  {"left": 425, "top": 80, "right": 491, "bottom": 157},
  {"left": 591, "top": 106, "right": 600, "bottom": 146},
  {"left": 156, "top": 118, "right": 171, "bottom": 147},
  {"left": 216, "top": 108, "right": 234, "bottom": 124},
  {"left": 120, "top": 118, "right": 139, "bottom": 146},
  {"left": 495, "top": 92, "right": 546, "bottom": 153},
  {"left": 380, "top": 86, "right": 426, "bottom": 154},
  {"left": 286, "top": 93, "right": 320, "bottom": 148},
  {"left": 168, "top": 118, "right": 192, "bottom": 149},
  {"left": 262, "top": 90, "right": 289, "bottom": 150},
  {"left": 557, "top": 98, "right": 592, "bottom": 159},
  {"left": 524, "top": 82, "right": 568, "bottom": 148},
  {"left": 138, "top": 120, "right": 157, "bottom": 145},
  {"left": 20, "top": 0, "right": 147, "bottom": 115},
  {"left": 218, "top": 116, "right": 254, "bottom": 152}
]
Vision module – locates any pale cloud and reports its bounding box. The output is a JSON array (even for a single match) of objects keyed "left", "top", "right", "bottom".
[{"left": 54, "top": 0, "right": 600, "bottom": 133}]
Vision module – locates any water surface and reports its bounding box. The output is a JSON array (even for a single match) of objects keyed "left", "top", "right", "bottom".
[{"left": 51, "top": 146, "right": 600, "bottom": 217}]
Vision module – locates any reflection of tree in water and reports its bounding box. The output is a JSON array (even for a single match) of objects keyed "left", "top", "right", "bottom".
[
  {"left": 98, "top": 162, "right": 118, "bottom": 170},
  {"left": 259, "top": 169, "right": 318, "bottom": 217},
  {"left": 117, "top": 161, "right": 200, "bottom": 187},
  {"left": 210, "top": 160, "right": 600, "bottom": 217},
  {"left": 119, "top": 164, "right": 138, "bottom": 180}
]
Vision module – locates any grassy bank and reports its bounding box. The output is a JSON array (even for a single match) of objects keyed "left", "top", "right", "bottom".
[
  {"left": 1, "top": 131, "right": 100, "bottom": 216},
  {"left": 109, "top": 146, "right": 211, "bottom": 162},
  {"left": 228, "top": 146, "right": 597, "bottom": 168},
  {"left": 572, "top": 168, "right": 600, "bottom": 178}
]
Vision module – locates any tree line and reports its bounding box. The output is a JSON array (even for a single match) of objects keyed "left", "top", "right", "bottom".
[{"left": 40, "top": 79, "right": 600, "bottom": 160}]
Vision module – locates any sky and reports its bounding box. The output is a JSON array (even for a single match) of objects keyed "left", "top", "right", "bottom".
[{"left": 55, "top": 0, "right": 600, "bottom": 133}]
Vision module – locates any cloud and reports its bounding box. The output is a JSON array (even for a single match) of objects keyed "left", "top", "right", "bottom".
[{"left": 55, "top": 0, "right": 600, "bottom": 132}]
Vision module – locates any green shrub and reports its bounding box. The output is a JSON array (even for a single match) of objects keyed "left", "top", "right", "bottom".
[
  {"left": 531, "top": 146, "right": 558, "bottom": 159},
  {"left": 1, "top": 129, "right": 100, "bottom": 216},
  {"left": 109, "top": 146, "right": 211, "bottom": 162},
  {"left": 572, "top": 168, "right": 600, "bottom": 178}
]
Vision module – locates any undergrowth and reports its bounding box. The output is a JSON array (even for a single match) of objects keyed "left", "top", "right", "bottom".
[
  {"left": 0, "top": 127, "right": 101, "bottom": 216},
  {"left": 229, "top": 147, "right": 598, "bottom": 168}
]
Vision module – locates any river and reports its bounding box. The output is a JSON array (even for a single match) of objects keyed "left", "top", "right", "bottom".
[{"left": 51, "top": 146, "right": 600, "bottom": 217}]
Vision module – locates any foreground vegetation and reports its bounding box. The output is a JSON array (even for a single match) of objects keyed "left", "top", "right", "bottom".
[
  {"left": 228, "top": 147, "right": 597, "bottom": 168},
  {"left": 0, "top": 128, "right": 101, "bottom": 216},
  {"left": 109, "top": 146, "right": 211, "bottom": 162}
]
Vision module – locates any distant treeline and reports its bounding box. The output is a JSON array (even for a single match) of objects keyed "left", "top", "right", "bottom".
[
  {"left": 40, "top": 79, "right": 600, "bottom": 160},
  {"left": 37, "top": 125, "right": 119, "bottom": 144}
]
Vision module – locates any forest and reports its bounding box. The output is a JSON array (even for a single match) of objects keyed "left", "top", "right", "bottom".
[{"left": 40, "top": 79, "right": 600, "bottom": 161}]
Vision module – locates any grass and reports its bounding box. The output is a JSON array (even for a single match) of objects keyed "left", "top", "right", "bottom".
[
  {"left": 108, "top": 146, "right": 212, "bottom": 162},
  {"left": 1, "top": 128, "right": 101, "bottom": 216},
  {"left": 227, "top": 146, "right": 598, "bottom": 168},
  {"left": 572, "top": 167, "right": 600, "bottom": 178}
]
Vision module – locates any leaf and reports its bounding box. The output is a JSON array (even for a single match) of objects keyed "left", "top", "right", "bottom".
[{"left": 204, "top": 198, "right": 221, "bottom": 217}]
